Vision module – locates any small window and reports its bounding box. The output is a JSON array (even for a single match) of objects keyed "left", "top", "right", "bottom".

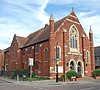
[
  {"left": 56, "top": 46, "right": 61, "bottom": 58},
  {"left": 86, "top": 50, "right": 90, "bottom": 63},
  {"left": 45, "top": 48, "right": 49, "bottom": 60},
  {"left": 28, "top": 47, "right": 32, "bottom": 54},
  {"left": 70, "top": 61, "right": 75, "bottom": 70},
  {"left": 35, "top": 44, "right": 39, "bottom": 53},
  {"left": 22, "top": 49, "right": 25, "bottom": 55}
]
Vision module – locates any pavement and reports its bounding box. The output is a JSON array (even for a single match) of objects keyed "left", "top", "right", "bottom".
[{"left": 0, "top": 76, "right": 98, "bottom": 87}]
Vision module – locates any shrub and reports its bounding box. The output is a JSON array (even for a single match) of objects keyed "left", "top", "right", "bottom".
[
  {"left": 13, "top": 69, "right": 30, "bottom": 78},
  {"left": 92, "top": 69, "right": 100, "bottom": 78},
  {"left": 66, "top": 70, "right": 79, "bottom": 80},
  {"left": 22, "top": 69, "right": 30, "bottom": 77},
  {"left": 77, "top": 73, "right": 82, "bottom": 78},
  {"left": 60, "top": 74, "right": 65, "bottom": 80},
  {"left": 13, "top": 69, "right": 22, "bottom": 77},
  {"left": 32, "top": 73, "right": 36, "bottom": 77}
]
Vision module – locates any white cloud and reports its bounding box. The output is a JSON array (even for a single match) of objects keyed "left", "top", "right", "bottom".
[
  {"left": 0, "top": 0, "right": 100, "bottom": 49},
  {"left": 78, "top": 11, "right": 100, "bottom": 47},
  {"left": 49, "top": 0, "right": 78, "bottom": 5},
  {"left": 2, "top": 0, "right": 49, "bottom": 24},
  {"left": 48, "top": 0, "right": 100, "bottom": 6},
  {"left": 0, "top": 0, "right": 50, "bottom": 49}
]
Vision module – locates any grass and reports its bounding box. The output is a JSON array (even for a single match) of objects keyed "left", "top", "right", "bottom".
[{"left": 18, "top": 77, "right": 49, "bottom": 81}]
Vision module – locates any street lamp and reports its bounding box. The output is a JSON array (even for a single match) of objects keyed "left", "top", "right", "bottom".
[{"left": 56, "top": 61, "right": 59, "bottom": 82}]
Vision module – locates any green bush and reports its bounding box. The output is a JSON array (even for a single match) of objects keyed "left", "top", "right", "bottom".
[
  {"left": 60, "top": 74, "right": 65, "bottom": 80},
  {"left": 22, "top": 69, "right": 30, "bottom": 77},
  {"left": 66, "top": 70, "right": 79, "bottom": 80},
  {"left": 92, "top": 69, "right": 100, "bottom": 78},
  {"left": 13, "top": 69, "right": 30, "bottom": 78},
  {"left": 13, "top": 69, "right": 22, "bottom": 77},
  {"left": 32, "top": 73, "right": 36, "bottom": 77},
  {"left": 77, "top": 73, "right": 82, "bottom": 78}
]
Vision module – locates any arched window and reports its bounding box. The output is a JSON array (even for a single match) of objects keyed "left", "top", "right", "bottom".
[
  {"left": 56, "top": 46, "right": 61, "bottom": 58},
  {"left": 70, "top": 61, "right": 75, "bottom": 70},
  {"left": 77, "top": 62, "right": 81, "bottom": 74},
  {"left": 86, "top": 50, "right": 90, "bottom": 63},
  {"left": 70, "top": 26, "right": 78, "bottom": 49},
  {"left": 45, "top": 48, "right": 48, "bottom": 60}
]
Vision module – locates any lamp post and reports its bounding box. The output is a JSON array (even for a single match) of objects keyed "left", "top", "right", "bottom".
[{"left": 56, "top": 61, "right": 58, "bottom": 82}]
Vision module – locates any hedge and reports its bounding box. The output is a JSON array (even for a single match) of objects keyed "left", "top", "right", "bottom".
[
  {"left": 60, "top": 70, "right": 81, "bottom": 81},
  {"left": 92, "top": 69, "right": 100, "bottom": 78},
  {"left": 13, "top": 69, "right": 30, "bottom": 78}
]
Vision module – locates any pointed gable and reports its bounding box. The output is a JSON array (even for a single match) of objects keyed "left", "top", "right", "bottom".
[
  {"left": 54, "top": 16, "right": 67, "bottom": 31},
  {"left": 67, "top": 9, "right": 80, "bottom": 24},
  {"left": 16, "top": 36, "right": 27, "bottom": 48},
  {"left": 24, "top": 17, "right": 66, "bottom": 47},
  {"left": 24, "top": 9, "right": 84, "bottom": 47},
  {"left": 11, "top": 34, "right": 27, "bottom": 48}
]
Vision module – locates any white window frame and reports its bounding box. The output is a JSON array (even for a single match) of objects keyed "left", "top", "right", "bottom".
[{"left": 69, "top": 25, "right": 79, "bottom": 53}]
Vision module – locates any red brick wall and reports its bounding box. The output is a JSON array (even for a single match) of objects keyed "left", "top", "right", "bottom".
[
  {"left": 0, "top": 51, "right": 4, "bottom": 71},
  {"left": 21, "top": 41, "right": 50, "bottom": 77},
  {"left": 49, "top": 17, "right": 94, "bottom": 78},
  {"left": 4, "top": 11, "right": 95, "bottom": 79}
]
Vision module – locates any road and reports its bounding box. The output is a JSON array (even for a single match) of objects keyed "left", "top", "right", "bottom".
[{"left": 0, "top": 79, "right": 100, "bottom": 90}]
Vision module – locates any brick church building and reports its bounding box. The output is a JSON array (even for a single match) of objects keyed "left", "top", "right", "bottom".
[{"left": 4, "top": 9, "right": 95, "bottom": 79}]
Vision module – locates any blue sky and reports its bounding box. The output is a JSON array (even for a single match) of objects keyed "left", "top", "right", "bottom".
[{"left": 0, "top": 0, "right": 100, "bottom": 49}]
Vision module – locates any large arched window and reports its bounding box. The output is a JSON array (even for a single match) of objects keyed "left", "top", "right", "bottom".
[{"left": 70, "top": 26, "right": 78, "bottom": 49}]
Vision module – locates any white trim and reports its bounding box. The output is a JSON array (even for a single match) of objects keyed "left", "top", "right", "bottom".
[
  {"left": 69, "top": 24, "right": 79, "bottom": 53},
  {"left": 69, "top": 59, "right": 77, "bottom": 72},
  {"left": 70, "top": 15, "right": 77, "bottom": 19},
  {"left": 44, "top": 47, "right": 49, "bottom": 52},
  {"left": 77, "top": 60, "right": 84, "bottom": 77},
  {"left": 63, "top": 28, "right": 67, "bottom": 32},
  {"left": 66, "top": 18, "right": 80, "bottom": 25},
  {"left": 68, "top": 52, "right": 79, "bottom": 55}
]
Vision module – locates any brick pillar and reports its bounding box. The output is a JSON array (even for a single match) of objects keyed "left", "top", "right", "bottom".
[
  {"left": 17, "top": 49, "right": 22, "bottom": 69},
  {"left": 25, "top": 48, "right": 28, "bottom": 69},
  {"left": 38, "top": 44, "right": 42, "bottom": 76},
  {"left": 63, "top": 29, "right": 67, "bottom": 81},
  {"left": 49, "top": 14, "right": 55, "bottom": 79},
  {"left": 82, "top": 35, "right": 87, "bottom": 76},
  {"left": 89, "top": 26, "right": 95, "bottom": 71},
  {"left": 32, "top": 46, "right": 35, "bottom": 75}
]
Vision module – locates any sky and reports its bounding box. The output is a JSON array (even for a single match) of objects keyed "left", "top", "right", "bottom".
[{"left": 0, "top": 0, "right": 100, "bottom": 50}]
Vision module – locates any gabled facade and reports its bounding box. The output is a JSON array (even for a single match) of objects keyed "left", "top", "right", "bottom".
[
  {"left": 4, "top": 9, "right": 95, "bottom": 79},
  {"left": 4, "top": 34, "right": 26, "bottom": 72}
]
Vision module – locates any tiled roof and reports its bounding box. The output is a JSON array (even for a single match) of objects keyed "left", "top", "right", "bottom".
[
  {"left": 54, "top": 16, "right": 67, "bottom": 31},
  {"left": 24, "top": 17, "right": 66, "bottom": 47},
  {"left": 23, "top": 10, "right": 80, "bottom": 47},
  {"left": 24, "top": 26, "right": 50, "bottom": 47},
  {"left": 16, "top": 36, "right": 27, "bottom": 48},
  {"left": 4, "top": 47, "right": 10, "bottom": 52}
]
